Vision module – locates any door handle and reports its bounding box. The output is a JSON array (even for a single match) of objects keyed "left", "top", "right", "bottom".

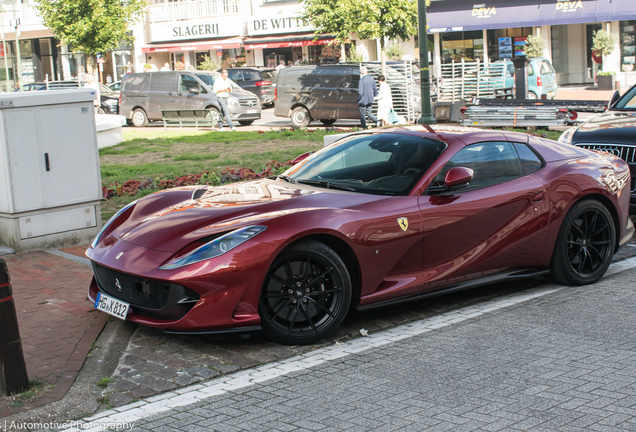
[
  {"left": 167, "top": 92, "right": 173, "bottom": 96},
  {"left": 176, "top": 92, "right": 182, "bottom": 96},
  {"left": 44, "top": 153, "right": 50, "bottom": 171},
  {"left": 337, "top": 88, "right": 346, "bottom": 92},
  {"left": 532, "top": 192, "right": 544, "bottom": 202}
]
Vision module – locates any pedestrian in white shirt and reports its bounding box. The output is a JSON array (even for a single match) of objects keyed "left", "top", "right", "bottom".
[
  {"left": 212, "top": 69, "right": 236, "bottom": 131},
  {"left": 376, "top": 75, "right": 393, "bottom": 126},
  {"left": 160, "top": 63, "right": 170, "bottom": 71},
  {"left": 85, "top": 74, "right": 101, "bottom": 111},
  {"left": 275, "top": 60, "right": 285, "bottom": 71}
]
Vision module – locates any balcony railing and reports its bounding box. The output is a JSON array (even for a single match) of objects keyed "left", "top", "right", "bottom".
[{"left": 149, "top": 0, "right": 240, "bottom": 23}]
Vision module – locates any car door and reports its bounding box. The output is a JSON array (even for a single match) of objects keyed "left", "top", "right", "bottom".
[
  {"left": 146, "top": 73, "right": 178, "bottom": 120},
  {"left": 344, "top": 67, "right": 361, "bottom": 118},
  {"left": 176, "top": 73, "right": 209, "bottom": 110},
  {"left": 416, "top": 140, "right": 549, "bottom": 291}
]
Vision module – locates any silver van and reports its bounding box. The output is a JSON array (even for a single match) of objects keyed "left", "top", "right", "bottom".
[{"left": 120, "top": 71, "right": 262, "bottom": 127}]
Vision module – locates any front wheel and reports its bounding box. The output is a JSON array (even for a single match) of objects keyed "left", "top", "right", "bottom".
[
  {"left": 131, "top": 108, "right": 148, "bottom": 127},
  {"left": 526, "top": 91, "right": 538, "bottom": 100},
  {"left": 259, "top": 240, "right": 352, "bottom": 345},
  {"left": 550, "top": 200, "right": 615, "bottom": 286},
  {"left": 291, "top": 106, "right": 311, "bottom": 128},
  {"left": 320, "top": 119, "right": 337, "bottom": 126}
]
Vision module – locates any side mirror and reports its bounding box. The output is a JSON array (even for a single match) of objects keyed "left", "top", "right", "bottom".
[
  {"left": 189, "top": 87, "right": 200, "bottom": 94},
  {"left": 426, "top": 167, "right": 474, "bottom": 195},
  {"left": 608, "top": 90, "right": 621, "bottom": 110}
]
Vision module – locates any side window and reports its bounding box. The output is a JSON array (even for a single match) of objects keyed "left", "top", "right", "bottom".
[
  {"left": 179, "top": 74, "right": 199, "bottom": 92},
  {"left": 227, "top": 70, "right": 241, "bottom": 81},
  {"left": 506, "top": 64, "right": 514, "bottom": 78},
  {"left": 514, "top": 143, "right": 543, "bottom": 174},
  {"left": 540, "top": 61, "right": 553, "bottom": 75},
  {"left": 434, "top": 141, "right": 524, "bottom": 192},
  {"left": 349, "top": 68, "right": 360, "bottom": 88},
  {"left": 527, "top": 63, "right": 535, "bottom": 76}
]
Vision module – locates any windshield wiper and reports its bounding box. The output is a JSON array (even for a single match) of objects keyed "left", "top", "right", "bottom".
[
  {"left": 296, "top": 179, "right": 356, "bottom": 191},
  {"left": 277, "top": 175, "right": 297, "bottom": 184}
]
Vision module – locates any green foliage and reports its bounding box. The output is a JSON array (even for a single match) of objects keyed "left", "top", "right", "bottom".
[
  {"left": 197, "top": 55, "right": 220, "bottom": 71},
  {"left": 597, "top": 71, "right": 615, "bottom": 76},
  {"left": 385, "top": 44, "right": 405, "bottom": 60},
  {"left": 346, "top": 46, "right": 365, "bottom": 63},
  {"left": 524, "top": 35, "right": 546, "bottom": 58},
  {"left": 592, "top": 29, "right": 617, "bottom": 57},
  {"left": 35, "top": 0, "right": 147, "bottom": 56},
  {"left": 97, "top": 377, "right": 113, "bottom": 388}
]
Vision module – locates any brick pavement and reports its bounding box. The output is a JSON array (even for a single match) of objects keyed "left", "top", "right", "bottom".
[
  {"left": 102, "top": 265, "right": 636, "bottom": 432},
  {"left": 0, "top": 249, "right": 106, "bottom": 417}
]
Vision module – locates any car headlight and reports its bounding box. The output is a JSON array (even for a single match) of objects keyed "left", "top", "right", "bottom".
[
  {"left": 558, "top": 126, "right": 578, "bottom": 145},
  {"left": 159, "top": 225, "right": 267, "bottom": 270},
  {"left": 228, "top": 98, "right": 239, "bottom": 107},
  {"left": 91, "top": 200, "right": 138, "bottom": 248},
  {"left": 102, "top": 99, "right": 118, "bottom": 106}
]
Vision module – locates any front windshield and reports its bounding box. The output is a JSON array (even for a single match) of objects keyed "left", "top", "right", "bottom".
[
  {"left": 615, "top": 85, "right": 636, "bottom": 110},
  {"left": 281, "top": 133, "right": 446, "bottom": 196},
  {"left": 196, "top": 73, "right": 241, "bottom": 90}
]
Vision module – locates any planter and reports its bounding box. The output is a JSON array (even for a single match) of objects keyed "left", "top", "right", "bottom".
[{"left": 597, "top": 74, "right": 615, "bottom": 91}]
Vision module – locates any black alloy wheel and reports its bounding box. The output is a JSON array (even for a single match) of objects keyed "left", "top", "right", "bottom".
[
  {"left": 259, "top": 240, "right": 351, "bottom": 345},
  {"left": 550, "top": 200, "right": 615, "bottom": 286}
]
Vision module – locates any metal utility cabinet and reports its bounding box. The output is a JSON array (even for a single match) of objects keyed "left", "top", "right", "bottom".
[{"left": 0, "top": 89, "right": 102, "bottom": 252}]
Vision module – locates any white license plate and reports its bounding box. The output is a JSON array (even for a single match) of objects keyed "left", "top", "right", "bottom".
[
  {"left": 95, "top": 292, "right": 129, "bottom": 320},
  {"left": 247, "top": 110, "right": 257, "bottom": 113},
  {"left": 547, "top": 91, "right": 555, "bottom": 98}
]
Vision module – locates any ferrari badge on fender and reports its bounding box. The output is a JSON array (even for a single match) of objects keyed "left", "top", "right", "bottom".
[{"left": 397, "top": 217, "right": 408, "bottom": 232}]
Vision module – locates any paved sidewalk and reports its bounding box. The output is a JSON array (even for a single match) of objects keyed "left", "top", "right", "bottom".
[
  {"left": 0, "top": 248, "right": 106, "bottom": 417},
  {"left": 55, "top": 259, "right": 636, "bottom": 432}
]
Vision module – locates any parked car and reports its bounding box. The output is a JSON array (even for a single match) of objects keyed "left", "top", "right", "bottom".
[
  {"left": 87, "top": 128, "right": 632, "bottom": 345},
  {"left": 14, "top": 80, "right": 120, "bottom": 114},
  {"left": 119, "top": 71, "right": 261, "bottom": 127},
  {"left": 275, "top": 64, "right": 422, "bottom": 127},
  {"left": 225, "top": 68, "right": 276, "bottom": 107},
  {"left": 559, "top": 83, "right": 636, "bottom": 213},
  {"left": 481, "top": 57, "right": 558, "bottom": 99},
  {"left": 109, "top": 81, "right": 122, "bottom": 92}
]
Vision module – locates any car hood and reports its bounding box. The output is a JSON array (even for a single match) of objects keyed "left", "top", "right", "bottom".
[
  {"left": 573, "top": 111, "right": 636, "bottom": 146},
  {"left": 112, "top": 179, "right": 383, "bottom": 252}
]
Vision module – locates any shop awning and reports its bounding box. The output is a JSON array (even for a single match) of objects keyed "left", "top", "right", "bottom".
[
  {"left": 142, "top": 38, "right": 243, "bottom": 53},
  {"left": 427, "top": 0, "right": 636, "bottom": 33},
  {"left": 243, "top": 34, "right": 335, "bottom": 49}
]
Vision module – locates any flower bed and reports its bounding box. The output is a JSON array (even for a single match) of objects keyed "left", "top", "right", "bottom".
[{"left": 102, "top": 160, "right": 291, "bottom": 200}]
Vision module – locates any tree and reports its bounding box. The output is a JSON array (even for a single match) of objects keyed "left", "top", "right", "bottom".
[
  {"left": 300, "top": 0, "right": 429, "bottom": 73},
  {"left": 592, "top": 29, "right": 618, "bottom": 71},
  {"left": 524, "top": 35, "right": 546, "bottom": 59},
  {"left": 36, "top": 0, "right": 146, "bottom": 77}
]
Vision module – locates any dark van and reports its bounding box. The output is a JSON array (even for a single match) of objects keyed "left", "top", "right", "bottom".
[
  {"left": 120, "top": 71, "right": 261, "bottom": 127},
  {"left": 274, "top": 65, "right": 362, "bottom": 127},
  {"left": 275, "top": 64, "right": 422, "bottom": 127}
]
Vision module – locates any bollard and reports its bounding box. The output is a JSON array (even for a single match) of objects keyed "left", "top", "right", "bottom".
[{"left": 0, "top": 258, "right": 29, "bottom": 396}]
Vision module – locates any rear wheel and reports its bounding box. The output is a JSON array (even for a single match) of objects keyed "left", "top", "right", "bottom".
[
  {"left": 97, "top": 107, "right": 106, "bottom": 115},
  {"left": 320, "top": 119, "right": 337, "bottom": 126},
  {"left": 259, "top": 240, "right": 351, "bottom": 345},
  {"left": 131, "top": 108, "right": 148, "bottom": 127},
  {"left": 291, "top": 106, "right": 311, "bottom": 128},
  {"left": 239, "top": 120, "right": 254, "bottom": 126},
  {"left": 550, "top": 200, "right": 615, "bottom": 286},
  {"left": 526, "top": 91, "right": 538, "bottom": 100}
]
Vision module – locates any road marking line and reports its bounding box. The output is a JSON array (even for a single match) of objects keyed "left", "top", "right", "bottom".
[{"left": 59, "top": 258, "right": 636, "bottom": 430}]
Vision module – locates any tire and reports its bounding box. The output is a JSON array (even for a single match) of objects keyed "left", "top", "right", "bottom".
[
  {"left": 550, "top": 200, "right": 615, "bottom": 286},
  {"left": 291, "top": 106, "right": 311, "bottom": 128},
  {"left": 205, "top": 106, "right": 221, "bottom": 124},
  {"left": 526, "top": 91, "right": 538, "bottom": 100},
  {"left": 259, "top": 240, "right": 352, "bottom": 345},
  {"left": 131, "top": 108, "right": 148, "bottom": 127},
  {"left": 97, "top": 107, "right": 106, "bottom": 115},
  {"left": 320, "top": 119, "right": 337, "bottom": 126},
  {"left": 239, "top": 120, "right": 254, "bottom": 126}
]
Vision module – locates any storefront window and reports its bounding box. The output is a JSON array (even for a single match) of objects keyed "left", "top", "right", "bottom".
[
  {"left": 440, "top": 30, "right": 483, "bottom": 63},
  {"left": 61, "top": 45, "right": 86, "bottom": 80},
  {"left": 221, "top": 48, "right": 245, "bottom": 68},
  {"left": 487, "top": 28, "right": 533, "bottom": 62},
  {"left": 621, "top": 21, "right": 636, "bottom": 72},
  {"left": 550, "top": 25, "right": 568, "bottom": 74}
]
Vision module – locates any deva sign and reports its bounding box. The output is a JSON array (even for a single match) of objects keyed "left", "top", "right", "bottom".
[
  {"left": 556, "top": 0, "right": 583, "bottom": 11},
  {"left": 472, "top": 4, "right": 496, "bottom": 17}
]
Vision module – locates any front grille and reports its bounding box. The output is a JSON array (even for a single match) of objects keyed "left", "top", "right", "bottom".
[
  {"left": 239, "top": 98, "right": 259, "bottom": 107},
  {"left": 576, "top": 144, "right": 636, "bottom": 163},
  {"left": 92, "top": 262, "right": 202, "bottom": 310}
]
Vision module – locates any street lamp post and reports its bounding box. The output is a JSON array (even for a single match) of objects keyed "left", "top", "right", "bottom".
[
  {"left": 416, "top": 0, "right": 436, "bottom": 127},
  {"left": 10, "top": 0, "right": 20, "bottom": 89},
  {"left": 0, "top": 11, "right": 10, "bottom": 92}
]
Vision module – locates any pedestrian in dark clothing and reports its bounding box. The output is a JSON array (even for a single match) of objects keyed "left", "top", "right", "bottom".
[{"left": 358, "top": 66, "right": 378, "bottom": 129}]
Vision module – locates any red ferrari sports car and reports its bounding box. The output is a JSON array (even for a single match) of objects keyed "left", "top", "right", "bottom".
[{"left": 87, "top": 128, "right": 634, "bottom": 345}]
